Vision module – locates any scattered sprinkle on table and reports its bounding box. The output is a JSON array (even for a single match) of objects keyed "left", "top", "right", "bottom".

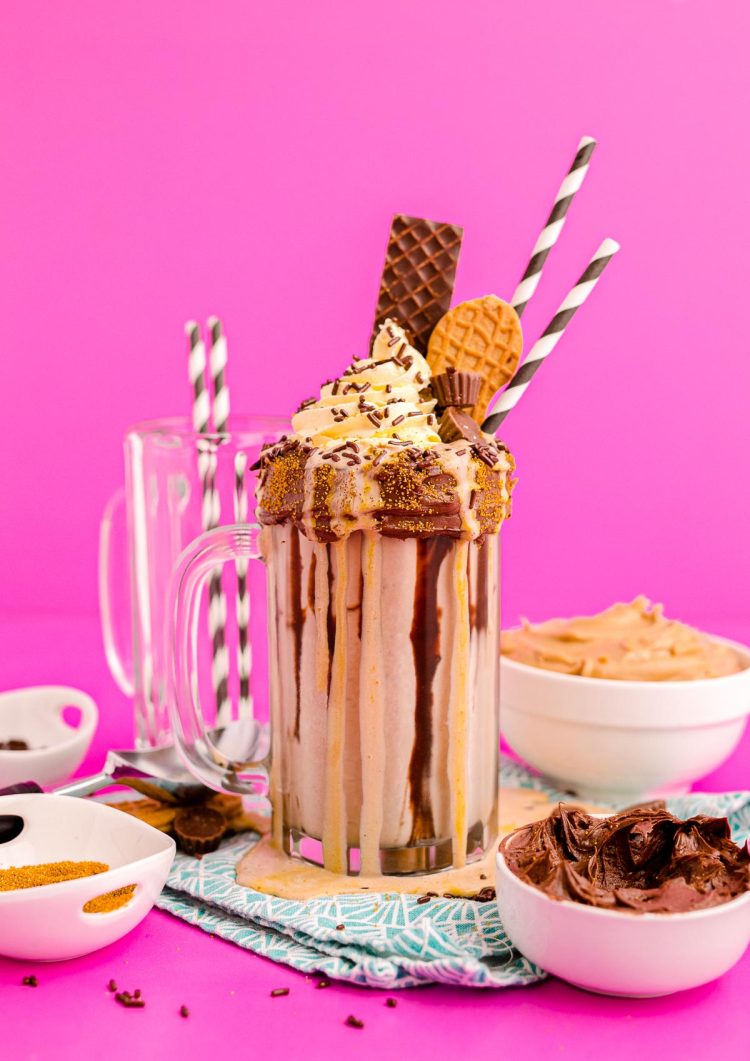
[
  {"left": 386, "top": 998, "right": 397, "bottom": 1008},
  {"left": 270, "top": 987, "right": 289, "bottom": 998},
  {"left": 115, "top": 990, "right": 145, "bottom": 1009},
  {"left": 345, "top": 1015, "right": 364, "bottom": 1029},
  {"left": 180, "top": 1005, "right": 190, "bottom": 1018},
  {"left": 22, "top": 975, "right": 38, "bottom": 987},
  {"left": 335, "top": 923, "right": 345, "bottom": 931},
  {"left": 316, "top": 980, "right": 330, "bottom": 989},
  {"left": 107, "top": 979, "right": 118, "bottom": 993}
]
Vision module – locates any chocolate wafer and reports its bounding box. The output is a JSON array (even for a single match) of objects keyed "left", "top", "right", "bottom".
[
  {"left": 427, "top": 296, "right": 523, "bottom": 421},
  {"left": 371, "top": 215, "right": 463, "bottom": 354}
]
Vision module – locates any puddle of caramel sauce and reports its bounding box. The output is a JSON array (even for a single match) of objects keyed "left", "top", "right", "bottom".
[{"left": 236, "top": 787, "right": 600, "bottom": 900}]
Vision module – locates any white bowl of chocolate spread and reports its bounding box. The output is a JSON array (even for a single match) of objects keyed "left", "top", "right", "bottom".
[
  {"left": 500, "top": 598, "right": 750, "bottom": 801},
  {"left": 496, "top": 805, "right": 750, "bottom": 997}
]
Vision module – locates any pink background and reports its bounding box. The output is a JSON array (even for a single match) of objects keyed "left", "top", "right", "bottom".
[
  {"left": 2, "top": 2, "right": 749, "bottom": 1059},
  {"left": 3, "top": 0, "right": 750, "bottom": 634}
]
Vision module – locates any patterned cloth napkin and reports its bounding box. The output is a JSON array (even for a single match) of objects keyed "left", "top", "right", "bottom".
[{"left": 156, "top": 758, "right": 750, "bottom": 989}]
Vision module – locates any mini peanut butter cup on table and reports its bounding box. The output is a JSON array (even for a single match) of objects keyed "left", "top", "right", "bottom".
[{"left": 173, "top": 806, "right": 227, "bottom": 856}]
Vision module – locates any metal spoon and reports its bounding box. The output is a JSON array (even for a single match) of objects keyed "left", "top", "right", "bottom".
[{"left": 0, "top": 717, "right": 269, "bottom": 805}]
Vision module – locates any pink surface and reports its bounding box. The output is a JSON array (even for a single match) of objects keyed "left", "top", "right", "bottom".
[
  {"left": 2, "top": 0, "right": 750, "bottom": 630},
  {"left": 1, "top": 617, "right": 749, "bottom": 1060}
]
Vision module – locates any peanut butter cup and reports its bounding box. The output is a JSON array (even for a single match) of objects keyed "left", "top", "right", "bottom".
[
  {"left": 432, "top": 368, "right": 481, "bottom": 409},
  {"left": 173, "top": 807, "right": 227, "bottom": 856},
  {"left": 437, "top": 407, "right": 485, "bottom": 445}
]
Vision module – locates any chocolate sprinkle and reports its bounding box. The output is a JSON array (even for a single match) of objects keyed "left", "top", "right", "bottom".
[
  {"left": 180, "top": 1005, "right": 190, "bottom": 1018},
  {"left": 115, "top": 991, "right": 145, "bottom": 1008},
  {"left": 271, "top": 988, "right": 290, "bottom": 998},
  {"left": 22, "top": 975, "right": 38, "bottom": 987},
  {"left": 345, "top": 1016, "right": 365, "bottom": 1029},
  {"left": 385, "top": 998, "right": 398, "bottom": 1008}
]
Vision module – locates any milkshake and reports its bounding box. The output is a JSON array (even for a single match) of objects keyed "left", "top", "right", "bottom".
[{"left": 256, "top": 320, "right": 515, "bottom": 874}]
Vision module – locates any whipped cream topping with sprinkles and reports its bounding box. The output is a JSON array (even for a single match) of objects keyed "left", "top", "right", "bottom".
[
  {"left": 256, "top": 320, "right": 516, "bottom": 543},
  {"left": 291, "top": 320, "right": 439, "bottom": 447}
]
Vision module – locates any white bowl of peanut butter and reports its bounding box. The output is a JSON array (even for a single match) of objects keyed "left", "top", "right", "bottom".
[{"left": 500, "top": 597, "right": 750, "bottom": 801}]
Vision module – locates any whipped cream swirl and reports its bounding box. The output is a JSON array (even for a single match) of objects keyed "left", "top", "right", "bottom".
[{"left": 291, "top": 320, "right": 439, "bottom": 447}]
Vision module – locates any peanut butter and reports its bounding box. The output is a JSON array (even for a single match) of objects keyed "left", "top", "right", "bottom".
[{"left": 501, "top": 597, "right": 743, "bottom": 681}]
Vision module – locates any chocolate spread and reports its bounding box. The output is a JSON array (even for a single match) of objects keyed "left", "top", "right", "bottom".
[{"left": 500, "top": 804, "right": 750, "bottom": 913}]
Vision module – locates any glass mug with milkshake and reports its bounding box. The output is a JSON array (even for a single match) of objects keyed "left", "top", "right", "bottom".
[{"left": 168, "top": 319, "right": 515, "bottom": 876}]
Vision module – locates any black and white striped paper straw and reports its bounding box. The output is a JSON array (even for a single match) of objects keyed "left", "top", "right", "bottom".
[
  {"left": 185, "top": 321, "right": 216, "bottom": 531},
  {"left": 186, "top": 320, "right": 230, "bottom": 722},
  {"left": 510, "top": 136, "right": 597, "bottom": 319},
  {"left": 208, "top": 316, "right": 230, "bottom": 434},
  {"left": 206, "top": 316, "right": 232, "bottom": 722},
  {"left": 482, "top": 239, "right": 619, "bottom": 434},
  {"left": 187, "top": 321, "right": 210, "bottom": 436},
  {"left": 233, "top": 451, "right": 253, "bottom": 718}
]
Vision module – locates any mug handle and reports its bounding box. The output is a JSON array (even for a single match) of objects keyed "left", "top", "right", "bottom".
[
  {"left": 167, "top": 523, "right": 268, "bottom": 796},
  {"left": 98, "top": 488, "right": 135, "bottom": 697}
]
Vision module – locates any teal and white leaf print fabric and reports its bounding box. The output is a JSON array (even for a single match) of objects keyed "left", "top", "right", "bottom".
[{"left": 156, "top": 757, "right": 750, "bottom": 989}]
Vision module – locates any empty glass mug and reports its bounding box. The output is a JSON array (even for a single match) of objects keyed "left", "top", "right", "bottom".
[
  {"left": 167, "top": 518, "right": 502, "bottom": 877},
  {"left": 99, "top": 415, "right": 287, "bottom": 747}
]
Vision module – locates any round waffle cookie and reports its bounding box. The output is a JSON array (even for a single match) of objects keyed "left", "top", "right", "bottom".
[{"left": 427, "top": 296, "right": 523, "bottom": 421}]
